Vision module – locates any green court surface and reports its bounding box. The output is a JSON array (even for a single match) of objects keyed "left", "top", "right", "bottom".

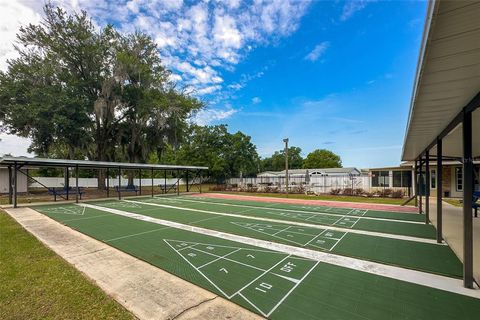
[
  {"left": 176, "top": 195, "right": 426, "bottom": 222},
  {"left": 124, "top": 196, "right": 436, "bottom": 240},
  {"left": 30, "top": 198, "right": 480, "bottom": 319},
  {"left": 86, "top": 197, "right": 462, "bottom": 278}
]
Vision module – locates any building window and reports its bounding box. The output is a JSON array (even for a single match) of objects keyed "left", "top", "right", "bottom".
[
  {"left": 393, "top": 171, "right": 402, "bottom": 187},
  {"left": 402, "top": 171, "right": 411, "bottom": 187},
  {"left": 431, "top": 169, "right": 436, "bottom": 189},
  {"left": 372, "top": 171, "right": 389, "bottom": 187},
  {"left": 456, "top": 167, "right": 463, "bottom": 192},
  {"left": 392, "top": 170, "right": 411, "bottom": 188}
]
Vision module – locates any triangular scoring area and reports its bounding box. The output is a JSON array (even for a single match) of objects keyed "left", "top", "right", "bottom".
[
  {"left": 41, "top": 205, "right": 86, "bottom": 215},
  {"left": 231, "top": 222, "right": 346, "bottom": 251},
  {"left": 99, "top": 201, "right": 142, "bottom": 209},
  {"left": 164, "top": 239, "right": 288, "bottom": 298}
]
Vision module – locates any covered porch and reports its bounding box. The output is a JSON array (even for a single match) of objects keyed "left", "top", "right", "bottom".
[{"left": 402, "top": 0, "right": 480, "bottom": 288}]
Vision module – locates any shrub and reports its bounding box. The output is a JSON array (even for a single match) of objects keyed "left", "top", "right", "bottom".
[
  {"left": 363, "top": 192, "right": 374, "bottom": 198},
  {"left": 377, "top": 188, "right": 393, "bottom": 197},
  {"left": 354, "top": 188, "right": 365, "bottom": 196},
  {"left": 210, "top": 184, "right": 227, "bottom": 191},
  {"left": 391, "top": 190, "right": 404, "bottom": 198},
  {"left": 342, "top": 188, "right": 354, "bottom": 196},
  {"left": 330, "top": 188, "right": 341, "bottom": 195}
]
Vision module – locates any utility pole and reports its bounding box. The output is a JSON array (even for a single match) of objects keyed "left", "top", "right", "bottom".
[{"left": 283, "top": 138, "right": 289, "bottom": 195}]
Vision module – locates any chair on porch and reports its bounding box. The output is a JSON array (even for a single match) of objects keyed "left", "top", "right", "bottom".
[{"left": 472, "top": 191, "right": 480, "bottom": 218}]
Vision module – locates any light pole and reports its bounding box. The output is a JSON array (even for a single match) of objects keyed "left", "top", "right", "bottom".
[{"left": 283, "top": 138, "right": 289, "bottom": 195}]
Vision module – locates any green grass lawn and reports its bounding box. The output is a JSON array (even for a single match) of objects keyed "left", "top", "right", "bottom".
[
  {"left": 0, "top": 210, "right": 134, "bottom": 320},
  {"left": 221, "top": 192, "right": 409, "bottom": 205}
]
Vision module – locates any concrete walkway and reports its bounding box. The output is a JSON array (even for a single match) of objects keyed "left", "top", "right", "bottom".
[
  {"left": 4, "top": 207, "right": 261, "bottom": 320},
  {"left": 423, "top": 198, "right": 480, "bottom": 285}
]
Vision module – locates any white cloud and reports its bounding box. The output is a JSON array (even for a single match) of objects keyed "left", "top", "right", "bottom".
[
  {"left": 251, "top": 96, "right": 261, "bottom": 104},
  {"left": 0, "top": 0, "right": 42, "bottom": 71},
  {"left": 304, "top": 41, "right": 330, "bottom": 62},
  {"left": 195, "top": 85, "right": 222, "bottom": 95},
  {"left": 0, "top": 0, "right": 312, "bottom": 101},
  {"left": 0, "top": 134, "right": 33, "bottom": 157},
  {"left": 340, "top": 0, "right": 373, "bottom": 21},
  {"left": 192, "top": 107, "right": 238, "bottom": 125}
]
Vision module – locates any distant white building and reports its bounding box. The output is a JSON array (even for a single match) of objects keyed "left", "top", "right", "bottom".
[
  {"left": 257, "top": 167, "right": 362, "bottom": 178},
  {"left": 0, "top": 167, "right": 28, "bottom": 194}
]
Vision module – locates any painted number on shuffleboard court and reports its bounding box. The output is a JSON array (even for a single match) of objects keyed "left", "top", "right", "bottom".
[
  {"left": 280, "top": 262, "right": 296, "bottom": 273},
  {"left": 255, "top": 282, "right": 273, "bottom": 293}
]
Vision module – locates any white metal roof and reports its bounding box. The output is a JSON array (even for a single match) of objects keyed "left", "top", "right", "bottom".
[
  {"left": 402, "top": 0, "right": 480, "bottom": 160},
  {"left": 0, "top": 157, "right": 208, "bottom": 170},
  {"left": 257, "top": 167, "right": 361, "bottom": 176}
]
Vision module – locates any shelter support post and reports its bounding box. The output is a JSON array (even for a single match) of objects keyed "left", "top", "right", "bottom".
[
  {"left": 186, "top": 170, "right": 189, "bottom": 192},
  {"left": 164, "top": 170, "right": 167, "bottom": 194},
  {"left": 118, "top": 167, "right": 122, "bottom": 200},
  {"left": 462, "top": 110, "right": 474, "bottom": 288},
  {"left": 139, "top": 169, "right": 142, "bottom": 196},
  {"left": 65, "top": 167, "right": 70, "bottom": 200},
  {"left": 75, "top": 165, "right": 79, "bottom": 203},
  {"left": 177, "top": 169, "right": 180, "bottom": 195},
  {"left": 8, "top": 165, "right": 12, "bottom": 205},
  {"left": 436, "top": 138, "right": 443, "bottom": 243},
  {"left": 151, "top": 168, "right": 154, "bottom": 197},
  {"left": 106, "top": 168, "right": 110, "bottom": 198},
  {"left": 13, "top": 163, "right": 17, "bottom": 208},
  {"left": 425, "top": 150, "right": 430, "bottom": 224}
]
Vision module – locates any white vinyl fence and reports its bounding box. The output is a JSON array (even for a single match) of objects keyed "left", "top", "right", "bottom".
[
  {"left": 29, "top": 177, "right": 187, "bottom": 188},
  {"left": 227, "top": 175, "right": 371, "bottom": 194}
]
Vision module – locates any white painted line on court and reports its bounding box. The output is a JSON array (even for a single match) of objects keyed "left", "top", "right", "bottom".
[
  {"left": 79, "top": 203, "right": 480, "bottom": 299},
  {"left": 266, "top": 261, "right": 320, "bottom": 317},
  {"left": 197, "top": 248, "right": 242, "bottom": 269},
  {"left": 120, "top": 199, "right": 439, "bottom": 245},
  {"left": 303, "top": 229, "right": 329, "bottom": 248},
  {"left": 167, "top": 197, "right": 424, "bottom": 225},
  {"left": 329, "top": 232, "right": 348, "bottom": 252}
]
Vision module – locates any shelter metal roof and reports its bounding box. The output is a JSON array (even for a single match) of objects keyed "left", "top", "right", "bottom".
[{"left": 0, "top": 157, "right": 208, "bottom": 171}]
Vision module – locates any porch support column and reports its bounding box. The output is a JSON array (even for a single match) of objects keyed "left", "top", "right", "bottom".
[
  {"left": 413, "top": 160, "right": 418, "bottom": 207},
  {"left": 436, "top": 138, "right": 443, "bottom": 243},
  {"left": 151, "top": 168, "right": 154, "bottom": 197},
  {"left": 425, "top": 150, "right": 430, "bottom": 224},
  {"left": 419, "top": 157, "right": 423, "bottom": 214},
  {"left": 462, "top": 110, "right": 474, "bottom": 288}
]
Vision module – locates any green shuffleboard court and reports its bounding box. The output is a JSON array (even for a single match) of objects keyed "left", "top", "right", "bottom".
[
  {"left": 86, "top": 197, "right": 462, "bottom": 278},
  {"left": 120, "top": 195, "right": 437, "bottom": 239},
  {"left": 31, "top": 196, "right": 480, "bottom": 320}
]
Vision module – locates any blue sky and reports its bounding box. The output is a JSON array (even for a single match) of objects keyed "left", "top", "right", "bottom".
[{"left": 0, "top": 0, "right": 427, "bottom": 168}]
